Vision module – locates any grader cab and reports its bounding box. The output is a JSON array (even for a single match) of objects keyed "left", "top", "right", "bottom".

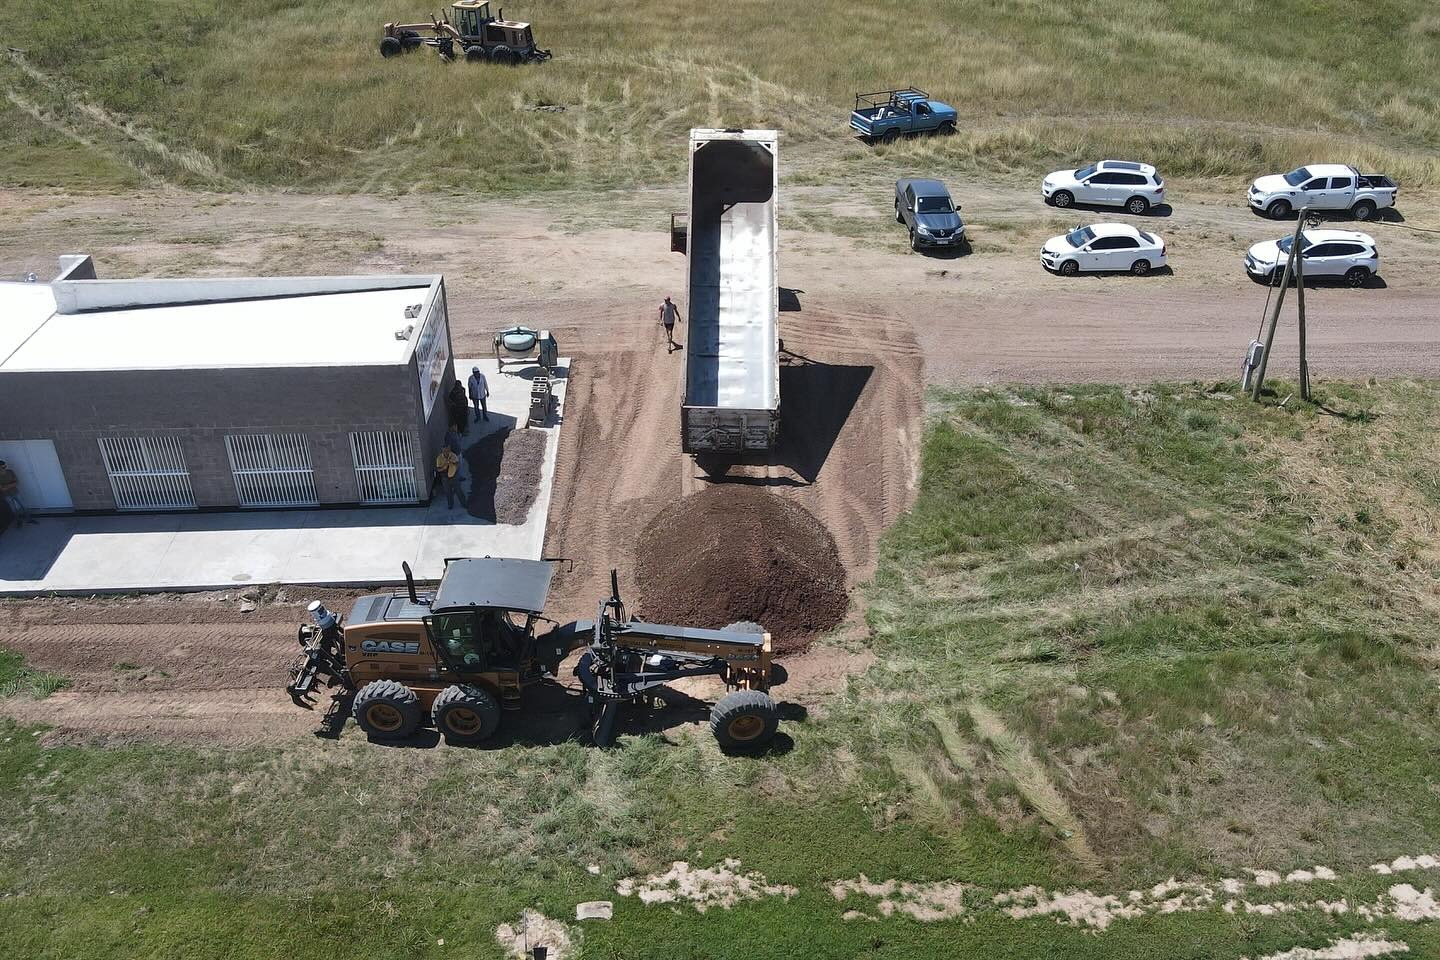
[
  {"left": 380, "top": 1, "right": 552, "bottom": 64},
  {"left": 288, "top": 557, "right": 785, "bottom": 750}
]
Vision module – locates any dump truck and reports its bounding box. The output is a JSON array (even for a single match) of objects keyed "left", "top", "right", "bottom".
[
  {"left": 680, "top": 129, "right": 781, "bottom": 455},
  {"left": 287, "top": 558, "right": 786, "bottom": 750}
]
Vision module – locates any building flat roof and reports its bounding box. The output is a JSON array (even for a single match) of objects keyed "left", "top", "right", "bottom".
[
  {"left": 0, "top": 267, "right": 442, "bottom": 372},
  {"left": 0, "top": 282, "right": 58, "bottom": 369}
]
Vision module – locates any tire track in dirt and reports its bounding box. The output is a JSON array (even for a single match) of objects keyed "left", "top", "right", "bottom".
[
  {"left": 4, "top": 622, "right": 296, "bottom": 691},
  {"left": 543, "top": 337, "right": 687, "bottom": 621},
  {"left": 5, "top": 690, "right": 314, "bottom": 745}
]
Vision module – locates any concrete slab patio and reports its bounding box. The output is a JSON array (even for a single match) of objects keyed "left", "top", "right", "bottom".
[{"left": 0, "top": 358, "right": 569, "bottom": 595}]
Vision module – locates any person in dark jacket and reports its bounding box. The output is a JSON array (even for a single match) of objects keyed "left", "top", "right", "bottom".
[
  {"left": 0, "top": 460, "right": 34, "bottom": 525},
  {"left": 446, "top": 380, "right": 470, "bottom": 435}
]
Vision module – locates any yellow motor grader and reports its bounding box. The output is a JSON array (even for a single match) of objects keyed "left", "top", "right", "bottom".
[
  {"left": 380, "top": 0, "right": 551, "bottom": 64},
  {"left": 287, "top": 558, "right": 785, "bottom": 750}
]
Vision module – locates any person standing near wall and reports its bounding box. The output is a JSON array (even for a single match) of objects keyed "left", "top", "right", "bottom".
[
  {"left": 0, "top": 460, "right": 35, "bottom": 525},
  {"left": 468, "top": 365, "right": 489, "bottom": 422},
  {"left": 447, "top": 380, "right": 470, "bottom": 436},
  {"left": 434, "top": 444, "right": 462, "bottom": 510}
]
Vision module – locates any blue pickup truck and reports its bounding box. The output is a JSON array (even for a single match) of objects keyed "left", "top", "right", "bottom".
[{"left": 851, "top": 88, "right": 958, "bottom": 143}]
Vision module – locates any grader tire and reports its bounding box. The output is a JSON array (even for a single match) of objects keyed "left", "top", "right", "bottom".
[
  {"left": 490, "top": 43, "right": 518, "bottom": 65},
  {"left": 464, "top": 44, "right": 486, "bottom": 62},
  {"left": 432, "top": 684, "right": 501, "bottom": 745},
  {"left": 710, "top": 689, "right": 780, "bottom": 751},
  {"left": 353, "top": 679, "right": 421, "bottom": 739},
  {"left": 379, "top": 36, "right": 403, "bottom": 58}
]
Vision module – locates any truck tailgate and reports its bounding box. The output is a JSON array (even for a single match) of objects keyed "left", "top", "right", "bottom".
[{"left": 849, "top": 110, "right": 877, "bottom": 135}]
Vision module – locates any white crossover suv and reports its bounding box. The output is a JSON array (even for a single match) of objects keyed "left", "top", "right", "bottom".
[
  {"left": 1042, "top": 160, "right": 1165, "bottom": 215},
  {"left": 1041, "top": 223, "right": 1168, "bottom": 276},
  {"left": 1244, "top": 229, "right": 1379, "bottom": 287}
]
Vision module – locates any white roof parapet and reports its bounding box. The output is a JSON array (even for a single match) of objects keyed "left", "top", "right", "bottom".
[{"left": 51, "top": 273, "right": 442, "bottom": 314}]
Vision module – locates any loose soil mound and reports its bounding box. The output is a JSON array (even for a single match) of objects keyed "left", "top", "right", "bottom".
[
  {"left": 465, "top": 427, "right": 547, "bottom": 524},
  {"left": 634, "top": 486, "right": 848, "bottom": 654}
]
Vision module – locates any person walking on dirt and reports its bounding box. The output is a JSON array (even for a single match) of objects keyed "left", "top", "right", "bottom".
[
  {"left": 468, "top": 365, "right": 490, "bottom": 422},
  {"left": 659, "top": 296, "right": 681, "bottom": 351},
  {"left": 434, "top": 444, "right": 462, "bottom": 510},
  {"left": 0, "top": 460, "right": 34, "bottom": 525}
]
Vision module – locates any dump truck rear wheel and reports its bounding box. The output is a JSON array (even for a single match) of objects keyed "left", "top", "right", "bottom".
[
  {"left": 353, "top": 679, "right": 421, "bottom": 738},
  {"left": 432, "top": 684, "right": 501, "bottom": 745},
  {"left": 711, "top": 689, "right": 780, "bottom": 751},
  {"left": 379, "top": 36, "right": 403, "bottom": 58}
]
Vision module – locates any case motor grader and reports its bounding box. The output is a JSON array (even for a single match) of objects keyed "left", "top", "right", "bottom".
[
  {"left": 287, "top": 557, "right": 786, "bottom": 750},
  {"left": 380, "top": 0, "right": 551, "bottom": 64}
]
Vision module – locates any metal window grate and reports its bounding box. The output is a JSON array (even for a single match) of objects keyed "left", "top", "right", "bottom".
[
  {"left": 97, "top": 436, "right": 195, "bottom": 511},
  {"left": 225, "top": 434, "right": 318, "bottom": 508},
  {"left": 350, "top": 430, "right": 419, "bottom": 504}
]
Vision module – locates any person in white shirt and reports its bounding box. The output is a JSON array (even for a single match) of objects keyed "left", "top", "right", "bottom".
[
  {"left": 467, "top": 366, "right": 489, "bottom": 422},
  {"left": 659, "top": 296, "right": 681, "bottom": 351}
]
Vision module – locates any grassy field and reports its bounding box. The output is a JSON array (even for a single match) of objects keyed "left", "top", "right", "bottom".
[
  {"left": 3, "top": 0, "right": 1440, "bottom": 193},
  {"left": 3, "top": 380, "right": 1440, "bottom": 958}
]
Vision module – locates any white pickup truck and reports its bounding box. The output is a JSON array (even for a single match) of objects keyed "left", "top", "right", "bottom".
[{"left": 1248, "top": 164, "right": 1397, "bottom": 221}]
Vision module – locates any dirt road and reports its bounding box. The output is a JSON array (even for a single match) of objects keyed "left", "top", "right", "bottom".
[
  {"left": 2, "top": 177, "right": 1437, "bottom": 741},
  {"left": 0, "top": 590, "right": 362, "bottom": 743}
]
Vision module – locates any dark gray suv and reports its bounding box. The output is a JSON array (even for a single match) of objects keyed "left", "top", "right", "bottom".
[{"left": 895, "top": 178, "right": 965, "bottom": 251}]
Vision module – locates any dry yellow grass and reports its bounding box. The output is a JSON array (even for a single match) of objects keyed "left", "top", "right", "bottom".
[{"left": 3, "top": 0, "right": 1440, "bottom": 191}]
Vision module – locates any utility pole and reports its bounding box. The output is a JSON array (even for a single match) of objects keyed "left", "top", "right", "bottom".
[
  {"left": 1250, "top": 208, "right": 1310, "bottom": 402},
  {"left": 1295, "top": 227, "right": 1310, "bottom": 400}
]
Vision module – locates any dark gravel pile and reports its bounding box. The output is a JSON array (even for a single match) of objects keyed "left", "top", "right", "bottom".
[
  {"left": 633, "top": 486, "right": 848, "bottom": 655},
  {"left": 465, "top": 427, "right": 547, "bottom": 524}
]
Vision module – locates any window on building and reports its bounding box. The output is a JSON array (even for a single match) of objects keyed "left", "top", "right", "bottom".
[
  {"left": 351, "top": 430, "right": 420, "bottom": 504},
  {"left": 97, "top": 436, "right": 195, "bottom": 511},
  {"left": 226, "top": 433, "right": 319, "bottom": 508}
]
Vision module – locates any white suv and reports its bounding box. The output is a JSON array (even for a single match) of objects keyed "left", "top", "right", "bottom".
[
  {"left": 1042, "top": 223, "right": 1168, "bottom": 276},
  {"left": 1244, "top": 229, "right": 1379, "bottom": 287},
  {"left": 1042, "top": 160, "right": 1165, "bottom": 215}
]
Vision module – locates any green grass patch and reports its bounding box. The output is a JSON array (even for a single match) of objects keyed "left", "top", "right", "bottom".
[
  {"left": 0, "top": 649, "right": 67, "bottom": 699},
  {"left": 3, "top": 381, "right": 1440, "bottom": 957}
]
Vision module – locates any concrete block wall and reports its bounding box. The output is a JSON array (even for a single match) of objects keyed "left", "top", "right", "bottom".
[{"left": 0, "top": 363, "right": 428, "bottom": 511}]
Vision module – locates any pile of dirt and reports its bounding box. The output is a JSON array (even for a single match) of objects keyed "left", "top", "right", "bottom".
[
  {"left": 464, "top": 427, "right": 547, "bottom": 524},
  {"left": 633, "top": 486, "right": 848, "bottom": 654}
]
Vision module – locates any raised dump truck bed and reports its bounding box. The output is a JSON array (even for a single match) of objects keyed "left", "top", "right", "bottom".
[{"left": 682, "top": 128, "right": 780, "bottom": 454}]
